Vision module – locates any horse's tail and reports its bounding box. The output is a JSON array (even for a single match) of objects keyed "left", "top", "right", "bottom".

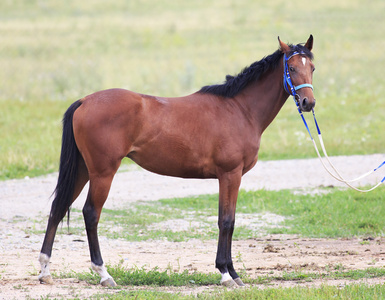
[{"left": 50, "top": 100, "right": 82, "bottom": 225}]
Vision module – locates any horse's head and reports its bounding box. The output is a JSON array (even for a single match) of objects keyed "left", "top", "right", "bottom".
[{"left": 279, "top": 35, "right": 316, "bottom": 112}]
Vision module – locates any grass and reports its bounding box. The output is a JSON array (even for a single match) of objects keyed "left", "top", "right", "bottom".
[
  {"left": 67, "top": 262, "right": 385, "bottom": 287},
  {"left": 55, "top": 186, "right": 384, "bottom": 242},
  {"left": 195, "top": 284, "right": 385, "bottom": 300},
  {"left": 66, "top": 261, "right": 221, "bottom": 287},
  {"left": 24, "top": 185, "right": 385, "bottom": 241},
  {"left": 24, "top": 186, "right": 385, "bottom": 241},
  {"left": 90, "top": 284, "right": 385, "bottom": 300},
  {"left": 235, "top": 187, "right": 385, "bottom": 238},
  {"left": 1, "top": 0, "right": 385, "bottom": 179},
  {"left": 0, "top": 100, "right": 70, "bottom": 179},
  {"left": 62, "top": 263, "right": 385, "bottom": 299}
]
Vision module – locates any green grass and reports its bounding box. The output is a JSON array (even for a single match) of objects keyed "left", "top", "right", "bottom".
[
  {"left": 89, "top": 284, "right": 385, "bottom": 300},
  {"left": 194, "top": 284, "right": 385, "bottom": 300},
  {"left": 91, "top": 284, "right": 385, "bottom": 300},
  {"left": 63, "top": 264, "right": 385, "bottom": 299},
  {"left": 66, "top": 261, "right": 221, "bottom": 287},
  {"left": 1, "top": 0, "right": 385, "bottom": 179},
  {"left": 68, "top": 262, "right": 385, "bottom": 287},
  {"left": 235, "top": 187, "right": 385, "bottom": 238},
  {"left": 77, "top": 186, "right": 385, "bottom": 242},
  {"left": 23, "top": 186, "right": 385, "bottom": 241},
  {"left": 0, "top": 100, "right": 71, "bottom": 179}
]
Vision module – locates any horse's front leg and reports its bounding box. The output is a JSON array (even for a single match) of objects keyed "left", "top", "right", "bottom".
[{"left": 216, "top": 170, "right": 245, "bottom": 287}]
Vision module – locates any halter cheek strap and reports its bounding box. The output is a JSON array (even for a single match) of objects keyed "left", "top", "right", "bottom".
[{"left": 283, "top": 52, "right": 313, "bottom": 97}]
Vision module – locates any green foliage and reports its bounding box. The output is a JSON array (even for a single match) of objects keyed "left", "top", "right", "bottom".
[
  {"left": 19, "top": 186, "right": 385, "bottom": 241},
  {"left": 195, "top": 284, "right": 385, "bottom": 300},
  {"left": 0, "top": 100, "right": 71, "bottom": 179},
  {"left": 63, "top": 186, "right": 385, "bottom": 243},
  {"left": 1, "top": 0, "right": 385, "bottom": 179},
  {"left": 236, "top": 186, "right": 385, "bottom": 238},
  {"left": 93, "top": 291, "right": 182, "bottom": 300},
  {"left": 65, "top": 266, "right": 385, "bottom": 299},
  {"left": 73, "top": 261, "right": 220, "bottom": 287},
  {"left": 98, "top": 196, "right": 219, "bottom": 241},
  {"left": 93, "top": 284, "right": 385, "bottom": 299}
]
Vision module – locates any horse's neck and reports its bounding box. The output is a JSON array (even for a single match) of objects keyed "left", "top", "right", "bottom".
[{"left": 238, "top": 64, "right": 288, "bottom": 133}]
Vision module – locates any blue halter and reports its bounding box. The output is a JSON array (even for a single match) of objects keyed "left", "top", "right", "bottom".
[
  {"left": 284, "top": 51, "right": 317, "bottom": 138},
  {"left": 283, "top": 51, "right": 314, "bottom": 98},
  {"left": 285, "top": 51, "right": 385, "bottom": 191}
]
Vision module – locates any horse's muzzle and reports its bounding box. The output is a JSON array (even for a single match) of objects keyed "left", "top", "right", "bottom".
[{"left": 297, "top": 95, "right": 316, "bottom": 112}]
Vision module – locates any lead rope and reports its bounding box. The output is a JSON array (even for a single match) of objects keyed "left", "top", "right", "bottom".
[{"left": 294, "top": 98, "right": 385, "bottom": 192}]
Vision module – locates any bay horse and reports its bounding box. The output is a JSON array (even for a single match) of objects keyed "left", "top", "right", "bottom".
[{"left": 38, "top": 35, "right": 316, "bottom": 287}]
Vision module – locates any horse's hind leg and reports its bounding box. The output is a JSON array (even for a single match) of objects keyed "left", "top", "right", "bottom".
[
  {"left": 82, "top": 169, "right": 119, "bottom": 287},
  {"left": 39, "top": 157, "right": 89, "bottom": 284}
]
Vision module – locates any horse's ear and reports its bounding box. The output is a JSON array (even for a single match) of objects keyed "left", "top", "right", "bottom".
[
  {"left": 278, "top": 36, "right": 291, "bottom": 54},
  {"left": 305, "top": 34, "right": 313, "bottom": 51}
]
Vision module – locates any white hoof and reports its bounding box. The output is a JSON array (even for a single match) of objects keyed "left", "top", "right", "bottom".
[
  {"left": 101, "top": 277, "right": 117, "bottom": 287},
  {"left": 38, "top": 275, "right": 54, "bottom": 285},
  {"left": 221, "top": 272, "right": 238, "bottom": 288},
  {"left": 234, "top": 277, "right": 245, "bottom": 287},
  {"left": 92, "top": 263, "right": 116, "bottom": 287},
  {"left": 38, "top": 253, "right": 53, "bottom": 284},
  {"left": 222, "top": 279, "right": 238, "bottom": 288}
]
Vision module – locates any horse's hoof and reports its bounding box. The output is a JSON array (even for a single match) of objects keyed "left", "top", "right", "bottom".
[
  {"left": 101, "top": 277, "right": 117, "bottom": 287},
  {"left": 234, "top": 277, "right": 245, "bottom": 287},
  {"left": 221, "top": 279, "right": 238, "bottom": 288},
  {"left": 39, "top": 275, "right": 54, "bottom": 285}
]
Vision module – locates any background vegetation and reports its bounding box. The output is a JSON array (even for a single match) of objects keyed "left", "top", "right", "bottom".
[{"left": 1, "top": 0, "right": 384, "bottom": 179}]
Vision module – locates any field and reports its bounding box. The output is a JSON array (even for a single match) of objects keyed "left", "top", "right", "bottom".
[
  {"left": 1, "top": 0, "right": 385, "bottom": 179},
  {"left": 1, "top": 0, "right": 385, "bottom": 299}
]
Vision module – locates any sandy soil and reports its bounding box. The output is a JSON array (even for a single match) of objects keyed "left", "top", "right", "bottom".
[{"left": 0, "top": 154, "right": 384, "bottom": 299}]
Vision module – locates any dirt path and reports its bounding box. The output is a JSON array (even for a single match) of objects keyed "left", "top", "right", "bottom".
[{"left": 0, "top": 154, "right": 384, "bottom": 299}]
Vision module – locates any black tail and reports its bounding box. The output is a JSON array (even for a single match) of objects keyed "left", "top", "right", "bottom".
[{"left": 50, "top": 100, "right": 82, "bottom": 225}]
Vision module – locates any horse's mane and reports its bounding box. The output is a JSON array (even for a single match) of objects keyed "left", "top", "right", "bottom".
[{"left": 199, "top": 43, "right": 313, "bottom": 98}]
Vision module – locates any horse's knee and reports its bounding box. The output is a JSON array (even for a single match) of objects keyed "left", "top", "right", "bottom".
[{"left": 218, "top": 216, "right": 235, "bottom": 231}]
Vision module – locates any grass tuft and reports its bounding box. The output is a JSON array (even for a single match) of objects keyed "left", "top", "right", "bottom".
[{"left": 71, "top": 260, "right": 220, "bottom": 287}]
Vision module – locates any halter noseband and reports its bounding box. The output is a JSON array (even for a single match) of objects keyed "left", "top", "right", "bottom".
[{"left": 283, "top": 51, "right": 314, "bottom": 100}]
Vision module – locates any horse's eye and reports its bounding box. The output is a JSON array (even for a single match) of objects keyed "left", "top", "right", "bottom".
[
  {"left": 312, "top": 67, "right": 316, "bottom": 72},
  {"left": 289, "top": 66, "right": 295, "bottom": 72}
]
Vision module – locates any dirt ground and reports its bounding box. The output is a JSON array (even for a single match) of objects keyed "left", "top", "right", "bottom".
[{"left": 1, "top": 154, "right": 384, "bottom": 299}]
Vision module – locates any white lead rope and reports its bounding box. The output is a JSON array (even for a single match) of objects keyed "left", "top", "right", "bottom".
[
  {"left": 296, "top": 102, "right": 385, "bottom": 193},
  {"left": 311, "top": 134, "right": 384, "bottom": 192}
]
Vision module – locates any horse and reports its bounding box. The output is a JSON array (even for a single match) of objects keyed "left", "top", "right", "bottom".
[{"left": 38, "top": 35, "right": 316, "bottom": 287}]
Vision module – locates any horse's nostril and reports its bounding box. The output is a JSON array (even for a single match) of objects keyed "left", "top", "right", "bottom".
[{"left": 302, "top": 97, "right": 308, "bottom": 108}]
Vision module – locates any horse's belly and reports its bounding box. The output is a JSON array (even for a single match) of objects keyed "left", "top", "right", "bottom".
[{"left": 129, "top": 151, "right": 215, "bottom": 179}]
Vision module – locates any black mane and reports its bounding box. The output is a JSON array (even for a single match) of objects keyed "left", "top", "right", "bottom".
[{"left": 199, "top": 43, "right": 313, "bottom": 98}]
